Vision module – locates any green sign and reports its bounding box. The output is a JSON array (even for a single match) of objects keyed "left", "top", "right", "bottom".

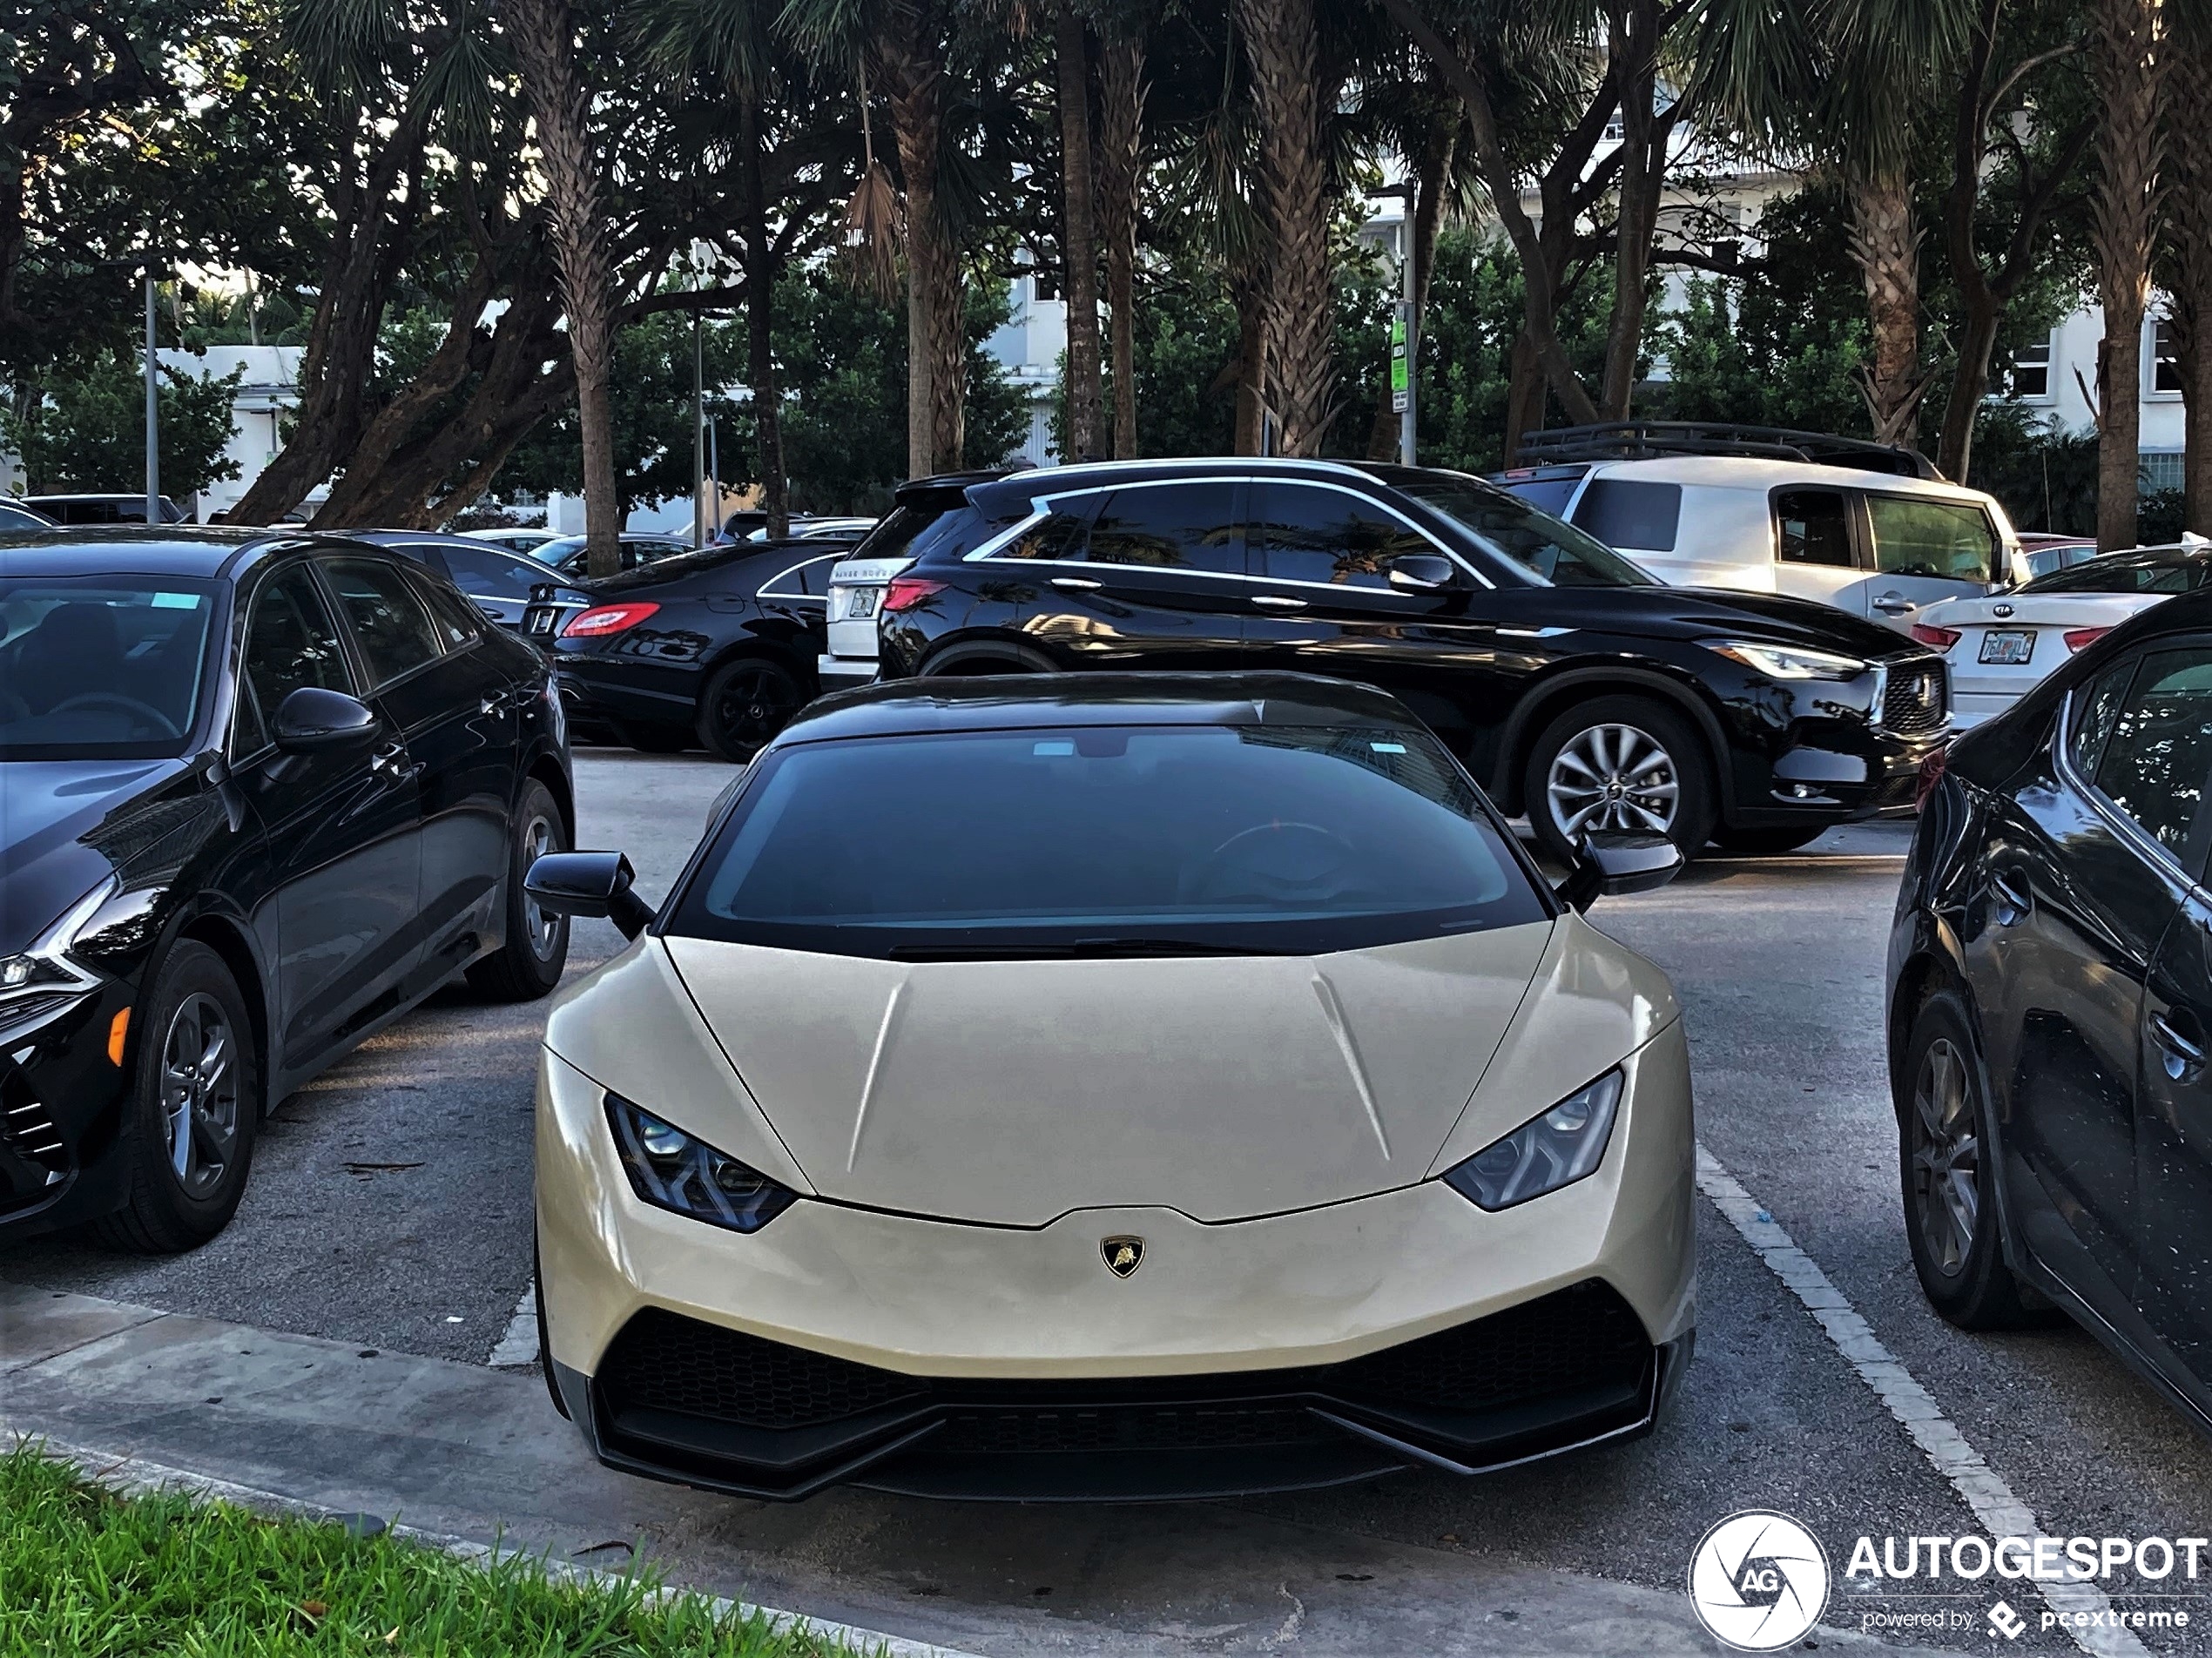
[{"left": 1388, "top": 313, "right": 1409, "bottom": 413}]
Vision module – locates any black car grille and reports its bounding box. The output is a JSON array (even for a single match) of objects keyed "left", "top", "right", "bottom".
[
  {"left": 0, "top": 1072, "right": 66, "bottom": 1176},
  {"left": 590, "top": 1279, "right": 1659, "bottom": 1499},
  {"left": 1882, "top": 659, "right": 1949, "bottom": 734}
]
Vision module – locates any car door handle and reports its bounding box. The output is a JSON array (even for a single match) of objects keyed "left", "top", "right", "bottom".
[
  {"left": 2153, "top": 1011, "right": 2207, "bottom": 1079},
  {"left": 371, "top": 741, "right": 420, "bottom": 781},
  {"left": 1873, "top": 591, "right": 1914, "bottom": 614},
  {"left": 1049, "top": 576, "right": 1103, "bottom": 591},
  {"left": 1988, "top": 869, "right": 2032, "bottom": 927},
  {"left": 1251, "top": 594, "right": 1308, "bottom": 610}
]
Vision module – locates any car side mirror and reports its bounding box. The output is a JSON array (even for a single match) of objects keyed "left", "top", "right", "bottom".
[
  {"left": 272, "top": 686, "right": 379, "bottom": 754},
  {"left": 1388, "top": 555, "right": 1458, "bottom": 591},
  {"left": 526, "top": 850, "right": 655, "bottom": 939},
  {"left": 1554, "top": 832, "right": 1685, "bottom": 912}
]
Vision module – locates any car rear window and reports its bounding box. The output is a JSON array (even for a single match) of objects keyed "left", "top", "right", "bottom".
[
  {"left": 668, "top": 722, "right": 1548, "bottom": 958},
  {"left": 1571, "top": 480, "right": 1682, "bottom": 552},
  {"left": 2024, "top": 555, "right": 2211, "bottom": 595}
]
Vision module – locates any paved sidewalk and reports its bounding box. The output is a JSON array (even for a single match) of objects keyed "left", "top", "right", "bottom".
[{"left": 2, "top": 1279, "right": 1915, "bottom": 1656}]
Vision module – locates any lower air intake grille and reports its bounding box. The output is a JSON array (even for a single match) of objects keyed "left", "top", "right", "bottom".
[
  {"left": 599, "top": 1308, "right": 925, "bottom": 1429},
  {"left": 1326, "top": 1278, "right": 1650, "bottom": 1411},
  {"left": 1882, "top": 660, "right": 1949, "bottom": 735}
]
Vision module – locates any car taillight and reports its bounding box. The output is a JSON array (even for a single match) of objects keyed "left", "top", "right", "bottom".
[
  {"left": 1910, "top": 623, "right": 1961, "bottom": 650},
  {"left": 562, "top": 602, "right": 660, "bottom": 637},
  {"left": 2063, "top": 627, "right": 2111, "bottom": 653},
  {"left": 881, "top": 577, "right": 947, "bottom": 614}
]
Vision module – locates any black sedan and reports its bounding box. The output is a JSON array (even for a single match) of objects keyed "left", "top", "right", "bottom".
[
  {"left": 349, "top": 530, "right": 572, "bottom": 633},
  {"left": 0, "top": 529, "right": 573, "bottom": 1250},
  {"left": 874, "top": 458, "right": 1952, "bottom": 858},
  {"left": 1891, "top": 587, "right": 2212, "bottom": 1427},
  {"left": 523, "top": 540, "right": 846, "bottom": 760}
]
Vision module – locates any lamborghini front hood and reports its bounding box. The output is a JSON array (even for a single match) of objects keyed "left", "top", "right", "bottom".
[{"left": 660, "top": 921, "right": 1556, "bottom": 1225}]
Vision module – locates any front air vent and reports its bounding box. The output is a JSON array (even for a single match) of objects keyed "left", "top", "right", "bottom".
[{"left": 0, "top": 1072, "right": 67, "bottom": 1176}]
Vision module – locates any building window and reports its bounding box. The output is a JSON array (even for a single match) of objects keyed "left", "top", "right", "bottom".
[
  {"left": 1030, "top": 269, "right": 1060, "bottom": 303},
  {"left": 2151, "top": 320, "right": 2182, "bottom": 396},
  {"left": 2005, "top": 337, "right": 2053, "bottom": 401},
  {"left": 2141, "top": 451, "right": 2184, "bottom": 495}
]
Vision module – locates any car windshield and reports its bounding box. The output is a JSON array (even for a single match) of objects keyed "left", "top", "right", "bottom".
[
  {"left": 0, "top": 576, "right": 220, "bottom": 758},
  {"left": 2022, "top": 554, "right": 2212, "bottom": 596},
  {"left": 669, "top": 722, "right": 1548, "bottom": 958},
  {"left": 1398, "top": 475, "right": 1656, "bottom": 586}
]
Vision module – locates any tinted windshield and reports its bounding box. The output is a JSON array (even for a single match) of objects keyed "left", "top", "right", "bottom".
[
  {"left": 1399, "top": 475, "right": 1656, "bottom": 586},
  {"left": 2023, "top": 554, "right": 2212, "bottom": 596},
  {"left": 1495, "top": 475, "right": 1583, "bottom": 517},
  {"left": 669, "top": 722, "right": 1548, "bottom": 958},
  {"left": 0, "top": 576, "right": 219, "bottom": 758}
]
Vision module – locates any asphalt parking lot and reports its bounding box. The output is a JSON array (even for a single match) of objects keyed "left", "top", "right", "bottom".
[{"left": 10, "top": 751, "right": 2212, "bottom": 1655}]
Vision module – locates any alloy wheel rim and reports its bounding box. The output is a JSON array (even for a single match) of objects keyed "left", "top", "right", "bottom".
[
  {"left": 1911, "top": 1035, "right": 1980, "bottom": 1277},
  {"left": 522, "top": 813, "right": 562, "bottom": 960},
  {"left": 1546, "top": 723, "right": 1680, "bottom": 838},
  {"left": 162, "top": 992, "right": 239, "bottom": 1201},
  {"left": 715, "top": 666, "right": 795, "bottom": 750}
]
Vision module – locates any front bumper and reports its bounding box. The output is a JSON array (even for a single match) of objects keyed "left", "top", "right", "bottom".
[
  {"left": 815, "top": 653, "right": 876, "bottom": 695},
  {"left": 535, "top": 1022, "right": 1696, "bottom": 1500},
  {"left": 0, "top": 981, "right": 135, "bottom": 1235}
]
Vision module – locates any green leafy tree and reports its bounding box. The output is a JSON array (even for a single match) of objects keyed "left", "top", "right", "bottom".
[{"left": 3, "top": 349, "right": 243, "bottom": 500}]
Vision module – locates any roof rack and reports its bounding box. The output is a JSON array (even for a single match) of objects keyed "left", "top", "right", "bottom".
[{"left": 1515, "top": 421, "right": 1942, "bottom": 481}]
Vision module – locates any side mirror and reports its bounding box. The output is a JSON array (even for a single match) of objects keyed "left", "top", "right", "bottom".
[
  {"left": 273, "top": 686, "right": 379, "bottom": 753},
  {"left": 525, "top": 850, "right": 655, "bottom": 940},
  {"left": 1388, "top": 555, "right": 1458, "bottom": 591},
  {"left": 1554, "top": 832, "right": 1685, "bottom": 912}
]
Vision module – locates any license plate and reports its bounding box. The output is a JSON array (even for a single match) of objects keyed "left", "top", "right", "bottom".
[
  {"left": 1979, "top": 629, "right": 2034, "bottom": 665},
  {"left": 846, "top": 588, "right": 878, "bottom": 619}
]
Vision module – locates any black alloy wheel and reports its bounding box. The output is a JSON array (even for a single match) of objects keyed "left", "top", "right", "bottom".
[
  {"left": 468, "top": 778, "right": 571, "bottom": 1001},
  {"left": 1898, "top": 991, "right": 2050, "bottom": 1329},
  {"left": 698, "top": 657, "right": 805, "bottom": 763},
  {"left": 93, "top": 940, "right": 259, "bottom": 1253},
  {"left": 1523, "top": 694, "right": 1716, "bottom": 864}
]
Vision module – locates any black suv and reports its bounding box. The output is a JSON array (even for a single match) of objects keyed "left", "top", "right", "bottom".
[{"left": 874, "top": 459, "right": 1952, "bottom": 857}]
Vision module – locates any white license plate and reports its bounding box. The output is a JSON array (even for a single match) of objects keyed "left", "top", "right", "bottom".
[
  {"left": 1979, "top": 629, "right": 2034, "bottom": 665},
  {"left": 846, "top": 588, "right": 878, "bottom": 619}
]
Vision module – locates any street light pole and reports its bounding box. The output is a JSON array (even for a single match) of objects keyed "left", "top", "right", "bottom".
[
  {"left": 1397, "top": 216, "right": 1416, "bottom": 468},
  {"left": 692, "top": 310, "right": 706, "bottom": 549},
  {"left": 145, "top": 273, "right": 161, "bottom": 524}
]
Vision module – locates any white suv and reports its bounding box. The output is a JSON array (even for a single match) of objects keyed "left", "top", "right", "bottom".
[{"left": 1495, "top": 428, "right": 2027, "bottom": 631}]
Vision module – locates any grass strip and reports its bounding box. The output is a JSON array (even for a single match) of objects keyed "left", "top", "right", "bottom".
[{"left": 0, "top": 1441, "right": 860, "bottom": 1656}]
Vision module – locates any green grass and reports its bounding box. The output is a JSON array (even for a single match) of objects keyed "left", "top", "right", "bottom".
[{"left": 0, "top": 1442, "right": 859, "bottom": 1656}]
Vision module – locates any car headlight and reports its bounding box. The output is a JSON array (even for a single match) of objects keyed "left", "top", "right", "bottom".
[
  {"left": 605, "top": 1093, "right": 796, "bottom": 1233},
  {"left": 1442, "top": 1069, "right": 1624, "bottom": 1211},
  {"left": 0, "top": 880, "right": 112, "bottom": 1038},
  {"left": 1703, "top": 640, "right": 1869, "bottom": 681}
]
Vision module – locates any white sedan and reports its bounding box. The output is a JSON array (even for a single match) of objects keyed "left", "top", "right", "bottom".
[
  {"left": 1912, "top": 542, "right": 2212, "bottom": 729},
  {"left": 523, "top": 672, "right": 1696, "bottom": 1502}
]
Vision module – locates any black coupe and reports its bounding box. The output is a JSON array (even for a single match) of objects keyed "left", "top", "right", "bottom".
[
  {"left": 523, "top": 540, "right": 847, "bottom": 759},
  {"left": 1, "top": 529, "right": 573, "bottom": 1250},
  {"left": 1892, "top": 585, "right": 2212, "bottom": 1428}
]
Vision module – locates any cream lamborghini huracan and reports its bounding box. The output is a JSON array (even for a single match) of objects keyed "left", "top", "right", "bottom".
[{"left": 527, "top": 674, "right": 1696, "bottom": 1501}]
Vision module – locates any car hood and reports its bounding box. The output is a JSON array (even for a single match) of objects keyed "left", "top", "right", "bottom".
[
  {"left": 1660, "top": 586, "right": 1927, "bottom": 656},
  {"left": 0, "top": 758, "right": 185, "bottom": 954},
  {"left": 651, "top": 922, "right": 1561, "bottom": 1225}
]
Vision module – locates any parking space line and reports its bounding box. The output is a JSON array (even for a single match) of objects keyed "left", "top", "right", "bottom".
[
  {"left": 1696, "top": 1142, "right": 2154, "bottom": 1658},
  {"left": 487, "top": 1280, "right": 539, "bottom": 1369}
]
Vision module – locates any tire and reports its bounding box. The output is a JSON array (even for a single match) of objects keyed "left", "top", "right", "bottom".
[
  {"left": 466, "top": 778, "right": 571, "bottom": 1002},
  {"left": 1712, "top": 825, "right": 1829, "bottom": 856},
  {"left": 91, "top": 941, "right": 259, "bottom": 1253},
  {"left": 1522, "top": 694, "right": 1717, "bottom": 864},
  {"left": 616, "top": 720, "right": 692, "bottom": 754},
  {"left": 1897, "top": 991, "right": 2050, "bottom": 1330},
  {"left": 696, "top": 657, "right": 806, "bottom": 763}
]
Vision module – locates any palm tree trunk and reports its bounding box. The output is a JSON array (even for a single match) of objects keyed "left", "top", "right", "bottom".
[
  {"left": 1369, "top": 121, "right": 1453, "bottom": 461},
  {"left": 1846, "top": 166, "right": 1925, "bottom": 448},
  {"left": 502, "top": 0, "right": 619, "bottom": 577},
  {"left": 1236, "top": 0, "right": 1333, "bottom": 455},
  {"left": 2167, "top": 28, "right": 2211, "bottom": 534},
  {"left": 1600, "top": 0, "right": 1665, "bottom": 420},
  {"left": 2090, "top": 0, "right": 2165, "bottom": 551},
  {"left": 1098, "top": 31, "right": 1145, "bottom": 459},
  {"left": 880, "top": 28, "right": 955, "bottom": 476},
  {"left": 1056, "top": 1, "right": 1104, "bottom": 461},
  {"left": 738, "top": 95, "right": 787, "bottom": 537}
]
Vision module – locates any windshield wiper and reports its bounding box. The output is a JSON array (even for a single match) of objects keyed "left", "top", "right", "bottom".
[{"left": 884, "top": 936, "right": 1297, "bottom": 962}]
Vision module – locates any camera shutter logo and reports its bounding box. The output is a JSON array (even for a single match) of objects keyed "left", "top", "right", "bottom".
[{"left": 1687, "top": 1511, "right": 1831, "bottom": 1652}]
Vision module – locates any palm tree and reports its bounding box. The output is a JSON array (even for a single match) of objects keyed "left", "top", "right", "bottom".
[
  {"left": 1699, "top": 0, "right": 1979, "bottom": 447},
  {"left": 1096, "top": 16, "right": 1148, "bottom": 457},
  {"left": 2088, "top": 0, "right": 2166, "bottom": 549},
  {"left": 1236, "top": 0, "right": 1333, "bottom": 454},
  {"left": 2165, "top": 0, "right": 2211, "bottom": 533},
  {"left": 1057, "top": 0, "right": 1106, "bottom": 460},
  {"left": 502, "top": 0, "right": 622, "bottom": 576}
]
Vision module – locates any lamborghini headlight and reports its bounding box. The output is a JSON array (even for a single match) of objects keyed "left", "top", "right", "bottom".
[
  {"left": 1442, "top": 1069, "right": 1624, "bottom": 1211},
  {"left": 606, "top": 1093, "right": 796, "bottom": 1233},
  {"left": 1703, "top": 640, "right": 1868, "bottom": 681}
]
